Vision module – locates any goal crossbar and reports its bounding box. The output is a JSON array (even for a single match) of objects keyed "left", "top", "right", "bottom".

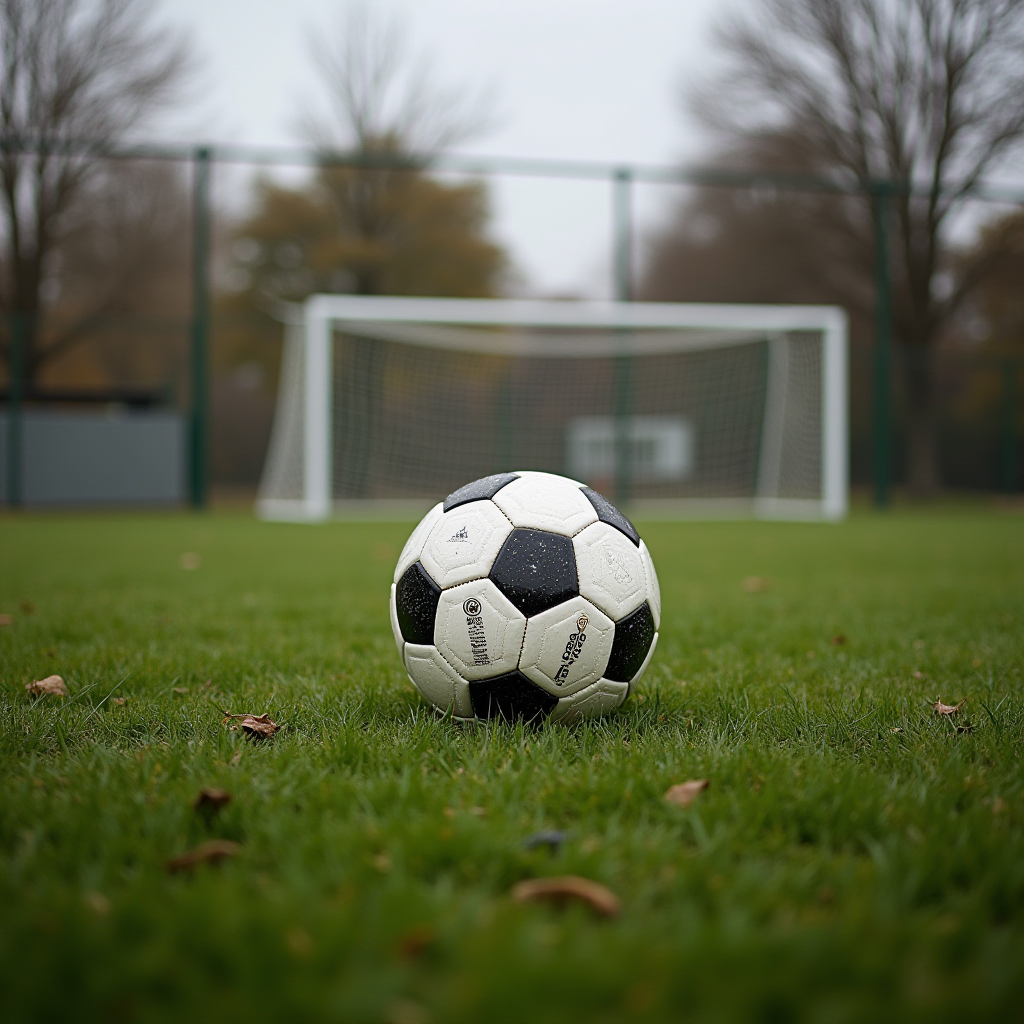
[{"left": 257, "top": 295, "right": 848, "bottom": 523}]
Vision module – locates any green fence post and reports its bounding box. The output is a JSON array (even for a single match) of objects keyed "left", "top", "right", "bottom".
[
  {"left": 1002, "top": 357, "right": 1018, "bottom": 495},
  {"left": 189, "top": 147, "right": 212, "bottom": 509},
  {"left": 6, "top": 312, "right": 24, "bottom": 507},
  {"left": 872, "top": 183, "right": 893, "bottom": 508},
  {"left": 613, "top": 167, "right": 632, "bottom": 506}
]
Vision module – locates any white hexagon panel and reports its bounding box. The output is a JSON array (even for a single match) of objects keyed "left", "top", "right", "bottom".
[
  {"left": 573, "top": 521, "right": 648, "bottom": 621},
  {"left": 548, "top": 678, "right": 629, "bottom": 724},
  {"left": 519, "top": 595, "right": 614, "bottom": 698},
  {"left": 639, "top": 540, "right": 661, "bottom": 630},
  {"left": 434, "top": 579, "right": 527, "bottom": 681},
  {"left": 404, "top": 643, "right": 474, "bottom": 719},
  {"left": 393, "top": 502, "right": 444, "bottom": 584},
  {"left": 419, "top": 499, "right": 513, "bottom": 589},
  {"left": 492, "top": 471, "right": 598, "bottom": 537}
]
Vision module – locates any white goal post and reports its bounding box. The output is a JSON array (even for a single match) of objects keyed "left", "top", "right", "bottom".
[{"left": 257, "top": 295, "right": 848, "bottom": 522}]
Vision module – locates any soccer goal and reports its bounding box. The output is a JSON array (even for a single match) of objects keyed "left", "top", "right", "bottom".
[{"left": 256, "top": 296, "right": 848, "bottom": 521}]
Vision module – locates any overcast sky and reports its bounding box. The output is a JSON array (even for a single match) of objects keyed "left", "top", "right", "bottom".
[{"left": 159, "top": 0, "right": 731, "bottom": 297}]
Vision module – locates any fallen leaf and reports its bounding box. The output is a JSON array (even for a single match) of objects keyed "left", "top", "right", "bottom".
[
  {"left": 742, "top": 576, "right": 770, "bottom": 593},
  {"left": 0, "top": 613, "right": 12, "bottom": 626},
  {"left": 397, "top": 923, "right": 436, "bottom": 960},
  {"left": 664, "top": 779, "right": 710, "bottom": 807},
  {"left": 192, "top": 787, "right": 232, "bottom": 814},
  {"left": 180, "top": 552, "right": 201, "bottom": 570},
  {"left": 20, "top": 599, "right": 35, "bottom": 614},
  {"left": 955, "top": 724, "right": 974, "bottom": 735},
  {"left": 26, "top": 675, "right": 68, "bottom": 697},
  {"left": 387, "top": 999, "right": 431, "bottom": 1024},
  {"left": 173, "top": 686, "right": 189, "bottom": 695},
  {"left": 222, "top": 712, "right": 279, "bottom": 741},
  {"left": 913, "top": 671, "right": 925, "bottom": 680},
  {"left": 830, "top": 634, "right": 847, "bottom": 646},
  {"left": 112, "top": 697, "right": 127, "bottom": 706},
  {"left": 511, "top": 876, "right": 621, "bottom": 918},
  {"left": 165, "top": 839, "right": 241, "bottom": 874},
  {"left": 891, "top": 727, "right": 902, "bottom": 734},
  {"left": 285, "top": 927, "right": 314, "bottom": 958},
  {"left": 523, "top": 830, "right": 568, "bottom": 852},
  {"left": 83, "top": 891, "right": 110, "bottom": 915},
  {"left": 933, "top": 699, "right": 965, "bottom": 715}
]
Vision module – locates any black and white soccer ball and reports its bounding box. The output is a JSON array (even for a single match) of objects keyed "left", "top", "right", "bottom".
[{"left": 389, "top": 471, "right": 661, "bottom": 724}]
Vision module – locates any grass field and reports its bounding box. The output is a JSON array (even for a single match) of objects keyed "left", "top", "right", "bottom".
[{"left": 1, "top": 510, "right": 1022, "bottom": 1023}]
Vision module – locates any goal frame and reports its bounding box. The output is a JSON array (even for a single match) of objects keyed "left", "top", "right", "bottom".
[{"left": 258, "top": 295, "right": 848, "bottom": 522}]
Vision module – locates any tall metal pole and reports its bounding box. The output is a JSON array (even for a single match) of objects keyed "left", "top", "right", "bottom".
[
  {"left": 613, "top": 167, "right": 633, "bottom": 506},
  {"left": 1002, "top": 357, "right": 1018, "bottom": 495},
  {"left": 6, "top": 312, "right": 23, "bottom": 507},
  {"left": 872, "top": 184, "right": 893, "bottom": 508},
  {"left": 189, "top": 146, "right": 212, "bottom": 509}
]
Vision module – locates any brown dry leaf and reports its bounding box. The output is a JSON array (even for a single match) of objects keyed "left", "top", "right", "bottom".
[
  {"left": 165, "top": 839, "right": 241, "bottom": 874},
  {"left": 0, "top": 613, "right": 12, "bottom": 626},
  {"left": 742, "top": 576, "right": 771, "bottom": 593},
  {"left": 913, "top": 671, "right": 925, "bottom": 680},
  {"left": 26, "top": 675, "right": 68, "bottom": 697},
  {"left": 511, "top": 876, "right": 621, "bottom": 918},
  {"left": 112, "top": 697, "right": 127, "bottom": 706},
  {"left": 664, "top": 779, "right": 710, "bottom": 808},
  {"left": 933, "top": 699, "right": 965, "bottom": 715},
  {"left": 192, "top": 787, "right": 232, "bottom": 814},
  {"left": 222, "top": 712, "right": 279, "bottom": 741},
  {"left": 830, "top": 634, "right": 847, "bottom": 646},
  {"left": 397, "top": 923, "right": 437, "bottom": 960}
]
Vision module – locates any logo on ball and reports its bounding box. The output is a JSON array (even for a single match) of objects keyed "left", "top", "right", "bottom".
[
  {"left": 576, "top": 614, "right": 589, "bottom": 632},
  {"left": 463, "top": 597, "right": 482, "bottom": 617}
]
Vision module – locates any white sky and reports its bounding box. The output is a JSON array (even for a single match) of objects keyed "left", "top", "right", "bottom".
[{"left": 156, "top": 0, "right": 730, "bottom": 298}]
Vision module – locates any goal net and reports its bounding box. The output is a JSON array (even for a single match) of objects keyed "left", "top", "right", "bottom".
[{"left": 257, "top": 296, "right": 847, "bottom": 521}]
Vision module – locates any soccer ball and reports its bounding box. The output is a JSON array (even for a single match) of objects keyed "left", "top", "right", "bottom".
[{"left": 390, "top": 471, "right": 661, "bottom": 724}]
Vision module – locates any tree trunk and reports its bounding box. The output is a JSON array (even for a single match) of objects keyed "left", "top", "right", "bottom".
[{"left": 904, "top": 347, "right": 941, "bottom": 497}]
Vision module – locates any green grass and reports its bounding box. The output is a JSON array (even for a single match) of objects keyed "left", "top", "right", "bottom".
[{"left": 1, "top": 510, "right": 1022, "bottom": 1023}]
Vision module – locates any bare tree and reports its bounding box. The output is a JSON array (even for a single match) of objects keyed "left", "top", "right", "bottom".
[
  {"left": 0, "top": 0, "right": 192, "bottom": 387},
  {"left": 288, "top": 2, "right": 498, "bottom": 298},
  {"left": 301, "top": 1, "right": 492, "bottom": 156},
  {"left": 685, "top": 0, "right": 1024, "bottom": 494}
]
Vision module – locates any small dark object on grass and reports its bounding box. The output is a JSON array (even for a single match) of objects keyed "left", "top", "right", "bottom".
[
  {"left": 830, "top": 634, "right": 847, "bottom": 646},
  {"left": 511, "top": 876, "right": 621, "bottom": 918},
  {"left": 20, "top": 599, "right": 35, "bottom": 614},
  {"left": 397, "top": 924, "right": 437, "bottom": 960},
  {"left": 523, "top": 830, "right": 568, "bottom": 852},
  {"left": 165, "top": 840, "right": 241, "bottom": 874},
  {"left": 192, "top": 788, "right": 232, "bottom": 815}
]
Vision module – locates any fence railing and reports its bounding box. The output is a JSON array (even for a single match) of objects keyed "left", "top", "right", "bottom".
[{"left": 2, "top": 136, "right": 1024, "bottom": 508}]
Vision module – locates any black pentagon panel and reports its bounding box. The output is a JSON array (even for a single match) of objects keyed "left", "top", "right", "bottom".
[
  {"left": 489, "top": 528, "right": 578, "bottom": 618},
  {"left": 395, "top": 562, "right": 441, "bottom": 645},
  {"left": 444, "top": 472, "right": 519, "bottom": 512},
  {"left": 469, "top": 671, "right": 558, "bottom": 723},
  {"left": 580, "top": 487, "right": 640, "bottom": 546},
  {"left": 605, "top": 601, "right": 656, "bottom": 682}
]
